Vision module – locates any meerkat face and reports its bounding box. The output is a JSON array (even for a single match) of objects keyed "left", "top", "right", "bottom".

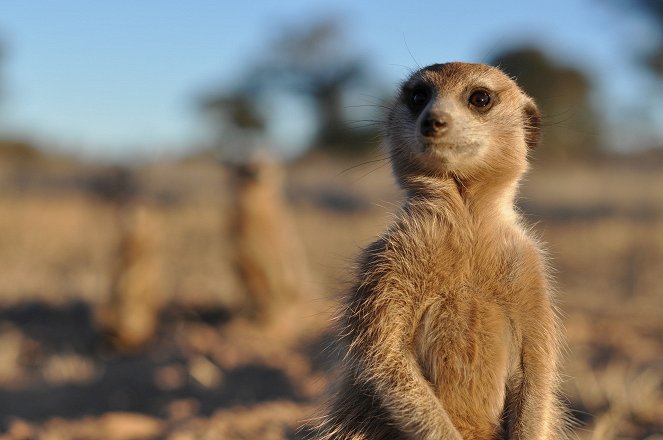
[{"left": 386, "top": 62, "right": 540, "bottom": 183}]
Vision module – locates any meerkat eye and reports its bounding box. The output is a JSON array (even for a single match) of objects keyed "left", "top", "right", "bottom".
[
  {"left": 408, "top": 88, "right": 429, "bottom": 112},
  {"left": 469, "top": 90, "right": 492, "bottom": 109}
]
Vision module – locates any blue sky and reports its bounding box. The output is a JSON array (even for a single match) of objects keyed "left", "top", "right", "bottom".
[{"left": 0, "top": 1, "right": 655, "bottom": 160}]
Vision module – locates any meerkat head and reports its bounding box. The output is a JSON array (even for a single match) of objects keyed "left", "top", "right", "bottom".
[{"left": 386, "top": 62, "right": 541, "bottom": 189}]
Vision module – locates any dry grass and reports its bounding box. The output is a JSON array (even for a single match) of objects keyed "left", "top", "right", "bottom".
[{"left": 0, "top": 153, "right": 661, "bottom": 438}]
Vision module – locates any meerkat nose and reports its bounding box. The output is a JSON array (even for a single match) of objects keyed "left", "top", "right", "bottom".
[{"left": 420, "top": 111, "right": 451, "bottom": 138}]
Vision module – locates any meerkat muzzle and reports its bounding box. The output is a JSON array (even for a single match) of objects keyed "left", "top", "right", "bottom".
[{"left": 420, "top": 110, "right": 452, "bottom": 138}]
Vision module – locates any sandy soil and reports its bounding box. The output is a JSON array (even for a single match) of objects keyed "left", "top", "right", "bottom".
[{"left": 0, "top": 152, "right": 661, "bottom": 439}]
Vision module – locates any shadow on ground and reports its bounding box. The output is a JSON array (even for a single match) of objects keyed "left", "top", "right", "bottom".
[{"left": 0, "top": 301, "right": 303, "bottom": 429}]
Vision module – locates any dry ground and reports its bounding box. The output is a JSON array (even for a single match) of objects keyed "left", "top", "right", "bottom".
[{"left": 0, "top": 151, "right": 661, "bottom": 439}]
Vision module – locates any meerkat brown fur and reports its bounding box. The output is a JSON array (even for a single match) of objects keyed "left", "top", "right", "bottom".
[{"left": 311, "top": 63, "right": 566, "bottom": 439}]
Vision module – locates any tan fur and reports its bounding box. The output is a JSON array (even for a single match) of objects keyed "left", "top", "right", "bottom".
[
  {"left": 96, "top": 204, "right": 163, "bottom": 351},
  {"left": 310, "top": 63, "right": 567, "bottom": 439},
  {"left": 230, "top": 152, "right": 315, "bottom": 321}
]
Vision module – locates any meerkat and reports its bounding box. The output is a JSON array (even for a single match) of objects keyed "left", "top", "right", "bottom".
[
  {"left": 96, "top": 204, "right": 163, "bottom": 351},
  {"left": 310, "top": 62, "right": 567, "bottom": 440},
  {"left": 229, "top": 152, "right": 315, "bottom": 321}
]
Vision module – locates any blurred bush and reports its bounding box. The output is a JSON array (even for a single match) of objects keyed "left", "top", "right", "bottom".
[
  {"left": 0, "top": 139, "right": 44, "bottom": 163},
  {"left": 200, "top": 17, "right": 383, "bottom": 160},
  {"left": 491, "top": 47, "right": 602, "bottom": 161},
  {"left": 611, "top": 0, "right": 663, "bottom": 76}
]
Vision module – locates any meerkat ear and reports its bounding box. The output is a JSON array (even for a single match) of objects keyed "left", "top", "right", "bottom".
[{"left": 523, "top": 99, "right": 542, "bottom": 149}]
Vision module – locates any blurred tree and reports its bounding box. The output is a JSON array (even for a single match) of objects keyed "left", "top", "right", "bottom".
[
  {"left": 202, "top": 93, "right": 265, "bottom": 133},
  {"left": 200, "top": 17, "right": 381, "bottom": 159},
  {"left": 491, "top": 48, "right": 601, "bottom": 160},
  {"left": 603, "top": 1, "right": 663, "bottom": 150},
  {"left": 200, "top": 86, "right": 267, "bottom": 163},
  {"left": 249, "top": 18, "right": 376, "bottom": 153},
  {"left": 613, "top": 0, "right": 663, "bottom": 75}
]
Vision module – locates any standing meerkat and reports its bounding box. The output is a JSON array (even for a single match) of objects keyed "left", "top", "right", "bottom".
[
  {"left": 310, "top": 62, "right": 567, "bottom": 440},
  {"left": 230, "top": 152, "right": 316, "bottom": 321}
]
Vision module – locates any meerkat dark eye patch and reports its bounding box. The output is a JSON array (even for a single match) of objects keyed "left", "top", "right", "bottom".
[
  {"left": 407, "top": 87, "right": 430, "bottom": 112},
  {"left": 468, "top": 89, "right": 492, "bottom": 109}
]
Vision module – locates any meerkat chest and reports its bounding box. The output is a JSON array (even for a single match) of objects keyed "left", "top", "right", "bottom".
[
  {"left": 413, "top": 284, "right": 511, "bottom": 434},
  {"left": 409, "top": 230, "right": 519, "bottom": 429},
  {"left": 414, "top": 227, "right": 522, "bottom": 358}
]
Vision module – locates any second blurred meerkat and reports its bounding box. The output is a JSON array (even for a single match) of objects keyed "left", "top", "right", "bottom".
[
  {"left": 230, "top": 153, "right": 315, "bottom": 321},
  {"left": 311, "top": 63, "right": 567, "bottom": 439}
]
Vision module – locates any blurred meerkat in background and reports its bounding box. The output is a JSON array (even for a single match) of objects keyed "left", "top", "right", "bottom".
[{"left": 230, "top": 152, "right": 315, "bottom": 322}]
